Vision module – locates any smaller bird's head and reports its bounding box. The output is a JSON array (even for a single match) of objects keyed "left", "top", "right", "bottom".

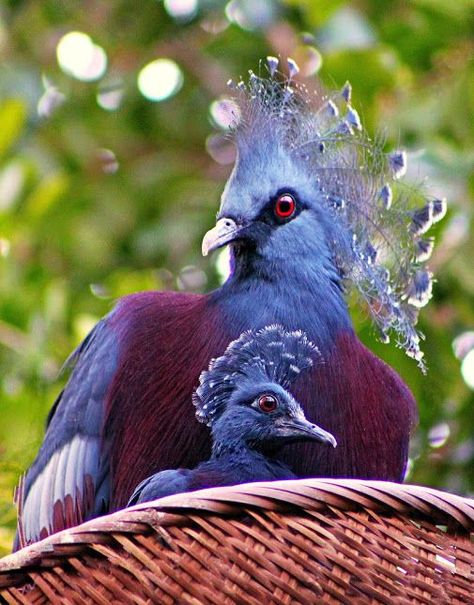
[
  {"left": 211, "top": 380, "right": 336, "bottom": 455},
  {"left": 193, "top": 324, "right": 336, "bottom": 455}
]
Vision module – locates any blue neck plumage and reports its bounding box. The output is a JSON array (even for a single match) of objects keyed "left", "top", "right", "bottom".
[
  {"left": 213, "top": 244, "right": 353, "bottom": 351},
  {"left": 211, "top": 437, "right": 291, "bottom": 473},
  {"left": 212, "top": 439, "right": 255, "bottom": 459}
]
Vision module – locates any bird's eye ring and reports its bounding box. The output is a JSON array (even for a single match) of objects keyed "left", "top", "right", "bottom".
[
  {"left": 258, "top": 394, "right": 278, "bottom": 413},
  {"left": 274, "top": 194, "right": 296, "bottom": 219}
]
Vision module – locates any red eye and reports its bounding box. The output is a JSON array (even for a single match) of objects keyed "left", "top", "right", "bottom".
[
  {"left": 258, "top": 394, "right": 278, "bottom": 413},
  {"left": 274, "top": 194, "right": 296, "bottom": 219}
]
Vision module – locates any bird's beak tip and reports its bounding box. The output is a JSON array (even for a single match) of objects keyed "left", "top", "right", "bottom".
[
  {"left": 319, "top": 430, "right": 337, "bottom": 448},
  {"left": 307, "top": 422, "right": 337, "bottom": 448},
  {"left": 201, "top": 217, "right": 240, "bottom": 258}
]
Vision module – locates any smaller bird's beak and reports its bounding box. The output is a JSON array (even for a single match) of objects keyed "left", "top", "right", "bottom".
[
  {"left": 202, "top": 217, "right": 243, "bottom": 257},
  {"left": 280, "top": 417, "right": 337, "bottom": 448}
]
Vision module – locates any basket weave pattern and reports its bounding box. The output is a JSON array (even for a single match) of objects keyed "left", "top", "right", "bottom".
[{"left": 1, "top": 479, "right": 473, "bottom": 604}]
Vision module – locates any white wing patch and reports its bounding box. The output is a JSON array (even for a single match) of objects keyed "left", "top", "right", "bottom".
[{"left": 19, "top": 435, "right": 100, "bottom": 545}]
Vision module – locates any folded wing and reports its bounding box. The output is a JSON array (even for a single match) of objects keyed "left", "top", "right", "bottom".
[{"left": 15, "top": 315, "right": 119, "bottom": 548}]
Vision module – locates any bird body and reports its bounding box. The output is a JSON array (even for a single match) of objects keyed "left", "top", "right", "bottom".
[
  {"left": 20, "top": 278, "right": 412, "bottom": 544},
  {"left": 127, "top": 446, "right": 298, "bottom": 504},
  {"left": 16, "top": 58, "right": 441, "bottom": 547}
]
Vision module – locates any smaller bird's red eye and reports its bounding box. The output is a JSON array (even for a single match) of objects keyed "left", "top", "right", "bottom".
[
  {"left": 258, "top": 394, "right": 278, "bottom": 413},
  {"left": 274, "top": 194, "right": 296, "bottom": 219}
]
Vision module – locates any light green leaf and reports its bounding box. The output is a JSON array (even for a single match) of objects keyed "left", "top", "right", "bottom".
[
  {"left": 24, "top": 173, "right": 69, "bottom": 218},
  {"left": 0, "top": 99, "right": 27, "bottom": 159}
]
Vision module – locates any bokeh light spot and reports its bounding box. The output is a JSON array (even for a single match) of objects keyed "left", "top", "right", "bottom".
[
  {"left": 177, "top": 266, "right": 207, "bottom": 291},
  {"left": 318, "top": 7, "right": 375, "bottom": 51},
  {"left": 452, "top": 331, "right": 474, "bottom": 360},
  {"left": 74, "top": 313, "right": 100, "bottom": 342},
  {"left": 428, "top": 422, "right": 450, "bottom": 448},
  {"left": 37, "top": 87, "right": 65, "bottom": 118},
  {"left": 300, "top": 46, "right": 323, "bottom": 76},
  {"left": 209, "top": 98, "right": 240, "bottom": 129},
  {"left": 137, "top": 59, "right": 183, "bottom": 102},
  {"left": 164, "top": 0, "right": 198, "bottom": 20},
  {"left": 0, "top": 238, "right": 10, "bottom": 257},
  {"left": 206, "top": 134, "right": 236, "bottom": 165},
  {"left": 0, "top": 162, "right": 24, "bottom": 211},
  {"left": 56, "top": 31, "right": 107, "bottom": 82},
  {"left": 215, "top": 246, "right": 232, "bottom": 284},
  {"left": 97, "top": 83, "right": 124, "bottom": 111},
  {"left": 37, "top": 78, "right": 65, "bottom": 118},
  {"left": 90, "top": 283, "right": 110, "bottom": 299},
  {"left": 97, "top": 149, "right": 119, "bottom": 174},
  {"left": 200, "top": 15, "right": 229, "bottom": 34},
  {"left": 461, "top": 348, "right": 474, "bottom": 390},
  {"left": 225, "top": 0, "right": 277, "bottom": 30}
]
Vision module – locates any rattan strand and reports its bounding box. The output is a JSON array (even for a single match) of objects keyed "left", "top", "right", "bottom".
[{"left": 1, "top": 478, "right": 473, "bottom": 604}]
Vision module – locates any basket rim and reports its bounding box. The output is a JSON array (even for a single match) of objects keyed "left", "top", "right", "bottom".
[{"left": 1, "top": 478, "right": 473, "bottom": 584}]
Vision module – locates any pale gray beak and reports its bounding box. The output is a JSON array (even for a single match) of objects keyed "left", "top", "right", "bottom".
[
  {"left": 278, "top": 417, "right": 337, "bottom": 448},
  {"left": 202, "top": 217, "right": 243, "bottom": 257}
]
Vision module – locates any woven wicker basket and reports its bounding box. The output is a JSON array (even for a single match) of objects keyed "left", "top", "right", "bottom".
[{"left": 1, "top": 478, "right": 473, "bottom": 604}]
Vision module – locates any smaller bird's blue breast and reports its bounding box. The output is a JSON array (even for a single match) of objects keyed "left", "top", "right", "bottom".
[{"left": 128, "top": 469, "right": 192, "bottom": 504}]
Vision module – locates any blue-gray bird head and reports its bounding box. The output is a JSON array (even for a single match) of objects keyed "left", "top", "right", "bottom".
[
  {"left": 202, "top": 58, "right": 447, "bottom": 369},
  {"left": 193, "top": 325, "right": 336, "bottom": 453}
]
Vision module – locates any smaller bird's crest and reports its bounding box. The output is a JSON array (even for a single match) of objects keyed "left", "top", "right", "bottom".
[{"left": 193, "top": 325, "right": 320, "bottom": 426}]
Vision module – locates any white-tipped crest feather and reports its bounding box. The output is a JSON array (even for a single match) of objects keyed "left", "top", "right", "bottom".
[
  {"left": 220, "top": 63, "right": 446, "bottom": 370},
  {"left": 193, "top": 325, "right": 320, "bottom": 425}
]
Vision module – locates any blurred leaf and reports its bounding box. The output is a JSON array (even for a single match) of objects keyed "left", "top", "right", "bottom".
[
  {"left": 24, "top": 172, "right": 69, "bottom": 218},
  {"left": 0, "top": 99, "right": 27, "bottom": 159},
  {"left": 413, "top": 0, "right": 474, "bottom": 20},
  {"left": 283, "top": 0, "right": 346, "bottom": 26}
]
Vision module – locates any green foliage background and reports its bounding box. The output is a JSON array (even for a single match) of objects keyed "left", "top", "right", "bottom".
[{"left": 0, "top": 0, "right": 473, "bottom": 554}]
